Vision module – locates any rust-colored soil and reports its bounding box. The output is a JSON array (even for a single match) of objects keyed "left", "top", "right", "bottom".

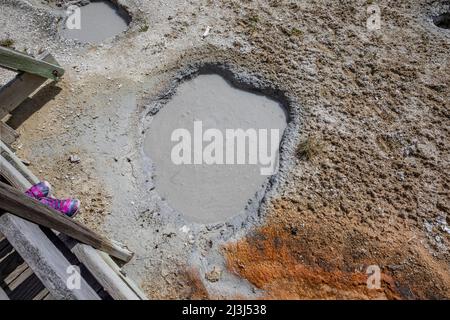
[{"left": 225, "top": 199, "right": 450, "bottom": 299}]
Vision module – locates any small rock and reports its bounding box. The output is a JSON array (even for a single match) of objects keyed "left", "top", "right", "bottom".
[
  {"left": 69, "top": 155, "right": 81, "bottom": 163},
  {"left": 205, "top": 266, "right": 222, "bottom": 283},
  {"left": 202, "top": 26, "right": 212, "bottom": 38}
]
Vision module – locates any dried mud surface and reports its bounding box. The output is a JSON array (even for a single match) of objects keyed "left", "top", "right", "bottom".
[{"left": 0, "top": 0, "right": 449, "bottom": 299}]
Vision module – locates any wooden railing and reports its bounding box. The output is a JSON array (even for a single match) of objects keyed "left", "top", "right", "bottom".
[{"left": 0, "top": 47, "right": 147, "bottom": 300}]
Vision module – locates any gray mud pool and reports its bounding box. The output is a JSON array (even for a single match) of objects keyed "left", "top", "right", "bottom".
[
  {"left": 60, "top": 0, "right": 130, "bottom": 43},
  {"left": 144, "top": 74, "right": 287, "bottom": 224}
]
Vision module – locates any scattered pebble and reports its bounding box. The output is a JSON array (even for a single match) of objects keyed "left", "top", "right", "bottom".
[
  {"left": 205, "top": 266, "right": 222, "bottom": 282},
  {"left": 202, "top": 26, "right": 212, "bottom": 38},
  {"left": 69, "top": 155, "right": 81, "bottom": 163}
]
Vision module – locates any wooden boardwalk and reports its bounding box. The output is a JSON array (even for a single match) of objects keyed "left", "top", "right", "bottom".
[
  {"left": 0, "top": 47, "right": 147, "bottom": 300},
  {"left": 0, "top": 232, "right": 111, "bottom": 300}
]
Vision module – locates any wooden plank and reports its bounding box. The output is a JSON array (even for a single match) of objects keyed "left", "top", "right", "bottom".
[
  {"left": 7, "top": 267, "right": 33, "bottom": 291},
  {"left": 0, "top": 121, "right": 19, "bottom": 145},
  {"left": 1, "top": 150, "right": 132, "bottom": 262},
  {"left": 0, "top": 286, "right": 8, "bottom": 300},
  {"left": 0, "top": 53, "right": 54, "bottom": 119},
  {"left": 43, "top": 293, "right": 55, "bottom": 300},
  {"left": 0, "top": 140, "right": 38, "bottom": 184},
  {"left": 3, "top": 262, "right": 27, "bottom": 286},
  {"left": 0, "top": 156, "right": 100, "bottom": 299},
  {"left": 0, "top": 140, "right": 146, "bottom": 299},
  {"left": 0, "top": 238, "right": 8, "bottom": 252},
  {"left": 98, "top": 251, "right": 148, "bottom": 300},
  {"left": 9, "top": 272, "right": 45, "bottom": 300},
  {"left": 39, "top": 227, "right": 107, "bottom": 295},
  {"left": 0, "top": 214, "right": 100, "bottom": 300},
  {"left": 0, "top": 251, "right": 23, "bottom": 282},
  {"left": 0, "top": 47, "right": 64, "bottom": 81},
  {"left": 70, "top": 243, "right": 139, "bottom": 300},
  {"left": 0, "top": 181, "right": 133, "bottom": 262},
  {"left": 0, "top": 52, "right": 59, "bottom": 120},
  {"left": 0, "top": 155, "right": 31, "bottom": 190},
  {"left": 67, "top": 236, "right": 144, "bottom": 300},
  {"left": 0, "top": 72, "right": 44, "bottom": 119},
  {"left": 0, "top": 240, "right": 13, "bottom": 260},
  {"left": 33, "top": 288, "right": 49, "bottom": 300}
]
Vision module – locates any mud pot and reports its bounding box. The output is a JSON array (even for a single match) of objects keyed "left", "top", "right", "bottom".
[
  {"left": 143, "top": 73, "right": 288, "bottom": 223},
  {"left": 60, "top": 0, "right": 130, "bottom": 43}
]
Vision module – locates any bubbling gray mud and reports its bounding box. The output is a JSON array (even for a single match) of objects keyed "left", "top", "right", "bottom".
[
  {"left": 144, "top": 74, "right": 287, "bottom": 224},
  {"left": 60, "top": 0, "right": 130, "bottom": 43}
]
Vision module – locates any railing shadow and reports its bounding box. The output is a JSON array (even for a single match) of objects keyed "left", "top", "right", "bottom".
[{"left": 6, "top": 82, "right": 62, "bottom": 130}]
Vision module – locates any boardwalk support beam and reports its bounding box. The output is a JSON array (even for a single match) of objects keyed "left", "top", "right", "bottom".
[
  {"left": 0, "top": 47, "right": 64, "bottom": 81},
  {"left": 0, "top": 181, "right": 133, "bottom": 262}
]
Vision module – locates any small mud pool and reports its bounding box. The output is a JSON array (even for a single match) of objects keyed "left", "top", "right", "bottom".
[
  {"left": 144, "top": 74, "right": 288, "bottom": 224},
  {"left": 434, "top": 12, "right": 450, "bottom": 29},
  {"left": 60, "top": 0, "right": 130, "bottom": 43}
]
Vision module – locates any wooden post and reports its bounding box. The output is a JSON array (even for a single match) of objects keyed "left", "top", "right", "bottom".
[
  {"left": 0, "top": 47, "right": 64, "bottom": 81},
  {"left": 0, "top": 181, "right": 133, "bottom": 262},
  {"left": 0, "top": 155, "right": 30, "bottom": 189},
  {"left": 0, "top": 157, "right": 101, "bottom": 299},
  {"left": 0, "top": 214, "right": 100, "bottom": 300},
  {"left": 0, "top": 142, "right": 146, "bottom": 299},
  {"left": 0, "top": 140, "right": 37, "bottom": 184},
  {"left": 66, "top": 238, "right": 142, "bottom": 300},
  {"left": 0, "top": 122, "right": 19, "bottom": 145},
  {"left": 0, "top": 286, "right": 9, "bottom": 300},
  {"left": 0, "top": 52, "right": 55, "bottom": 120}
]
